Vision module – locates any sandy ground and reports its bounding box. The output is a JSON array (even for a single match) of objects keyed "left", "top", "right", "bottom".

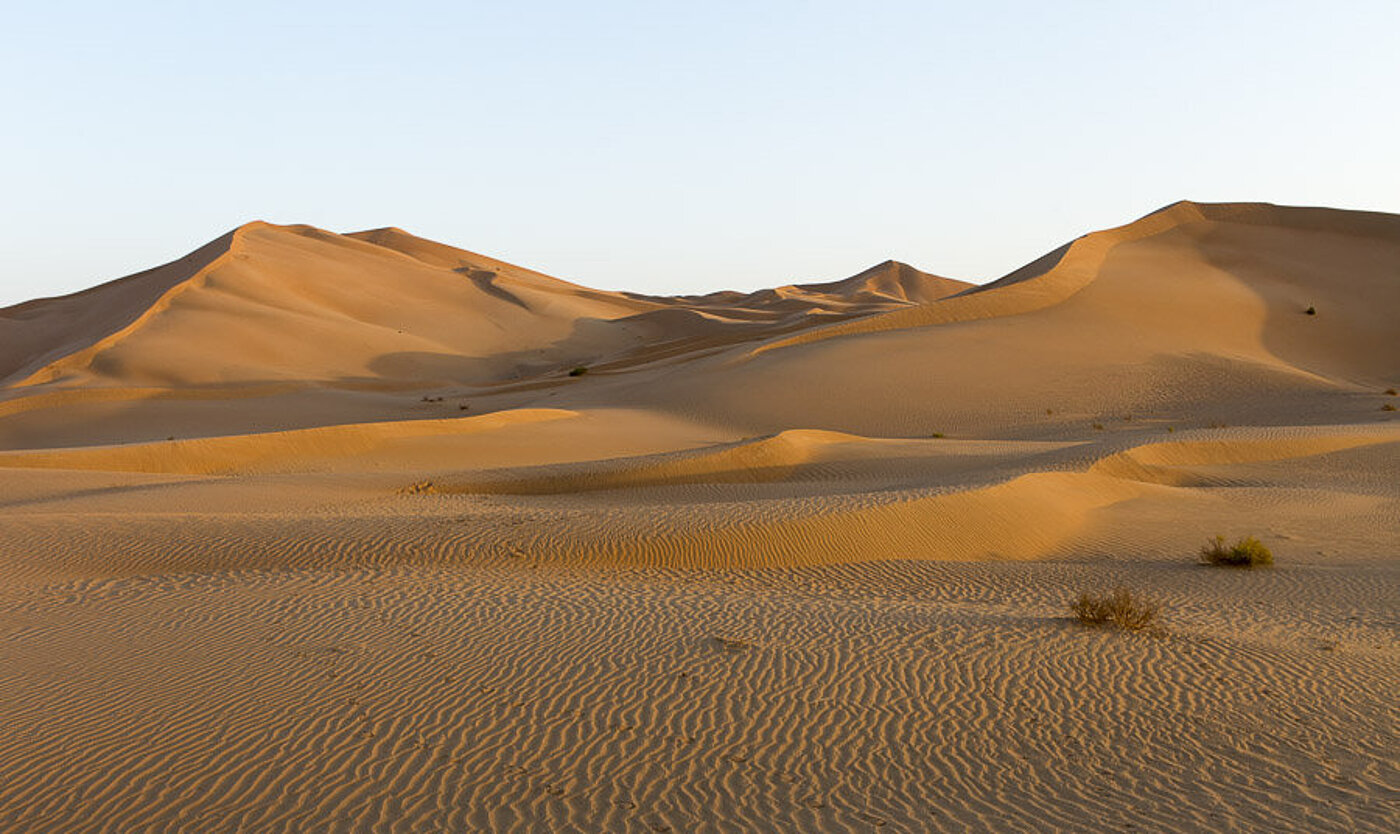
[{"left": 0, "top": 201, "right": 1396, "bottom": 831}]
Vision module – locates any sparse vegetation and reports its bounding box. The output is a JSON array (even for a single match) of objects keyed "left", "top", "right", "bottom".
[
  {"left": 930, "top": 432, "right": 945, "bottom": 439},
  {"left": 1070, "top": 588, "right": 1160, "bottom": 631},
  {"left": 1385, "top": 388, "right": 1397, "bottom": 396},
  {"left": 569, "top": 366, "right": 589, "bottom": 377},
  {"left": 1383, "top": 403, "right": 1397, "bottom": 412},
  {"left": 1305, "top": 306, "right": 1316, "bottom": 316},
  {"left": 1199, "top": 535, "right": 1273, "bottom": 568},
  {"left": 711, "top": 636, "right": 751, "bottom": 653},
  {"left": 1092, "top": 422, "right": 1105, "bottom": 431}
]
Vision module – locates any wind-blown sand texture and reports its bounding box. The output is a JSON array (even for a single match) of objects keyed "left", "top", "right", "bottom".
[{"left": 1, "top": 201, "right": 1397, "bottom": 832}]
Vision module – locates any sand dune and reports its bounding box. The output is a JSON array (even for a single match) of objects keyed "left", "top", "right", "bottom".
[
  {"left": 3, "top": 225, "right": 962, "bottom": 393},
  {"left": 1, "top": 201, "right": 1396, "bottom": 831}
]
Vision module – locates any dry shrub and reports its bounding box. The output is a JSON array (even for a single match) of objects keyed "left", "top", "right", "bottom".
[
  {"left": 1070, "top": 588, "right": 1160, "bottom": 631},
  {"left": 1200, "top": 535, "right": 1273, "bottom": 567},
  {"left": 711, "top": 636, "right": 751, "bottom": 653}
]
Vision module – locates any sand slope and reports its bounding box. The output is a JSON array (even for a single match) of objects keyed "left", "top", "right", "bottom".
[{"left": 0, "top": 201, "right": 1396, "bottom": 832}]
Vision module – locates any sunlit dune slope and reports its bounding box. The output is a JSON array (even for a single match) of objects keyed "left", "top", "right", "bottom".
[
  {"left": 615, "top": 201, "right": 1400, "bottom": 437},
  {"left": 4, "top": 222, "right": 664, "bottom": 389},
  {"left": 0, "top": 200, "right": 1396, "bottom": 450},
  {"left": 0, "top": 230, "right": 236, "bottom": 384},
  {"left": 1, "top": 226, "right": 963, "bottom": 393}
]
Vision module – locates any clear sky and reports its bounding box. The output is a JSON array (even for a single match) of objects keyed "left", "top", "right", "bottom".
[{"left": 3, "top": 1, "right": 1397, "bottom": 306}]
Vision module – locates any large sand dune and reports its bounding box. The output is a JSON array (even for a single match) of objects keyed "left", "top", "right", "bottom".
[{"left": 1, "top": 201, "right": 1396, "bottom": 831}]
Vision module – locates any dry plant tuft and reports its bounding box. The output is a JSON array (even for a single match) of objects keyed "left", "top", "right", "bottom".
[
  {"left": 711, "top": 636, "right": 751, "bottom": 654},
  {"left": 1200, "top": 535, "right": 1273, "bottom": 567},
  {"left": 1070, "top": 588, "right": 1160, "bottom": 631}
]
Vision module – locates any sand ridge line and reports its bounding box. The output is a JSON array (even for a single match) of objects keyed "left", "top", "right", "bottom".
[{"left": 0, "top": 408, "right": 580, "bottom": 474}]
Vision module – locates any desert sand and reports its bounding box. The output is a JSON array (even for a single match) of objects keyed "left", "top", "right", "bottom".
[{"left": 0, "top": 201, "right": 1396, "bottom": 832}]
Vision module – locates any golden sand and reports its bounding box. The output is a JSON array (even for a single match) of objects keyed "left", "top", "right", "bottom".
[{"left": 1, "top": 201, "right": 1396, "bottom": 831}]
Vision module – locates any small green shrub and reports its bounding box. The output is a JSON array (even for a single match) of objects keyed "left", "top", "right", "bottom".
[
  {"left": 1092, "top": 422, "right": 1105, "bottom": 431},
  {"left": 1383, "top": 403, "right": 1397, "bottom": 412},
  {"left": 1199, "top": 535, "right": 1273, "bottom": 568},
  {"left": 930, "top": 432, "right": 945, "bottom": 438},
  {"left": 1070, "top": 588, "right": 1160, "bottom": 631},
  {"left": 568, "top": 366, "right": 589, "bottom": 377},
  {"left": 1305, "top": 306, "right": 1316, "bottom": 316},
  {"left": 1383, "top": 388, "right": 1397, "bottom": 396}
]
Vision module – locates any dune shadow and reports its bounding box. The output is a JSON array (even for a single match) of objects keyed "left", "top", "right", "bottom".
[{"left": 453, "top": 267, "right": 532, "bottom": 311}]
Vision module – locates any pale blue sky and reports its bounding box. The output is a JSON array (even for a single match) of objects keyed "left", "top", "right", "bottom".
[{"left": 2, "top": 1, "right": 1397, "bottom": 306}]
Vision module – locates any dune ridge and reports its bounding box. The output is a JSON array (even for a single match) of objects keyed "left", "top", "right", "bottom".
[
  {"left": 1, "top": 225, "right": 962, "bottom": 397},
  {"left": 753, "top": 200, "right": 1400, "bottom": 359},
  {"left": 0, "top": 228, "right": 239, "bottom": 386}
]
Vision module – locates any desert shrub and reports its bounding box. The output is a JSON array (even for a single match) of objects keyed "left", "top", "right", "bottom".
[
  {"left": 568, "top": 366, "right": 589, "bottom": 377},
  {"left": 1305, "top": 306, "right": 1316, "bottom": 315},
  {"left": 1070, "top": 588, "right": 1160, "bottom": 631},
  {"left": 711, "top": 636, "right": 750, "bottom": 653},
  {"left": 1383, "top": 403, "right": 1397, "bottom": 412},
  {"left": 1199, "top": 535, "right": 1273, "bottom": 567},
  {"left": 1384, "top": 388, "right": 1397, "bottom": 396}
]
